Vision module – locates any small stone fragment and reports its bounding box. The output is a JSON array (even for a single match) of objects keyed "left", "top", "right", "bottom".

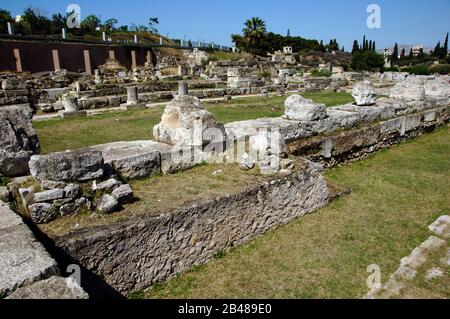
[
  {"left": 111, "top": 184, "right": 134, "bottom": 205},
  {"left": 94, "top": 194, "right": 119, "bottom": 214},
  {"left": 29, "top": 203, "right": 58, "bottom": 224}
]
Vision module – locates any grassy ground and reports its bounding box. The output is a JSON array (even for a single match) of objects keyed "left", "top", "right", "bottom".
[
  {"left": 140, "top": 126, "right": 450, "bottom": 299},
  {"left": 34, "top": 92, "right": 353, "bottom": 154}
]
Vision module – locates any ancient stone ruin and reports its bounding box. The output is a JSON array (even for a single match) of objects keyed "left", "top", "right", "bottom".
[{"left": 0, "top": 41, "right": 449, "bottom": 299}]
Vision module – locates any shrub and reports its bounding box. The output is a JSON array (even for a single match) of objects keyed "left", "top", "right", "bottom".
[
  {"left": 259, "top": 71, "right": 272, "bottom": 79},
  {"left": 403, "top": 64, "right": 431, "bottom": 75},
  {"left": 310, "top": 68, "right": 332, "bottom": 77},
  {"left": 0, "top": 176, "right": 10, "bottom": 187},
  {"left": 429, "top": 64, "right": 450, "bottom": 75},
  {"left": 351, "top": 50, "right": 385, "bottom": 71}
]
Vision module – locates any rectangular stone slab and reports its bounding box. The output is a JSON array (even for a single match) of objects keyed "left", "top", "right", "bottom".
[{"left": 0, "top": 203, "right": 59, "bottom": 297}]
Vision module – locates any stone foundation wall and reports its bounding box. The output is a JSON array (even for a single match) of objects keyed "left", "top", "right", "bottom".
[
  {"left": 288, "top": 106, "right": 449, "bottom": 167},
  {"left": 55, "top": 160, "right": 330, "bottom": 294}
]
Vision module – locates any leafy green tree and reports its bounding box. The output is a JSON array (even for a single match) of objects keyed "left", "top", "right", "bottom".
[
  {"left": 81, "top": 15, "right": 101, "bottom": 34},
  {"left": 20, "top": 7, "right": 52, "bottom": 35},
  {"left": 149, "top": 17, "right": 159, "bottom": 34},
  {"left": 351, "top": 50, "right": 385, "bottom": 71},
  {"left": 242, "top": 17, "right": 267, "bottom": 54},
  {"left": 103, "top": 18, "right": 118, "bottom": 32}
]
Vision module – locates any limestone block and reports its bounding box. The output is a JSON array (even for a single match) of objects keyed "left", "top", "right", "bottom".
[
  {"left": 29, "top": 149, "right": 104, "bottom": 182},
  {"left": 6, "top": 276, "right": 88, "bottom": 299},
  {"left": 284, "top": 94, "right": 327, "bottom": 121}
]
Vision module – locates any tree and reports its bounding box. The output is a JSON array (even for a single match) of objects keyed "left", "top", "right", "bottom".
[
  {"left": 352, "top": 40, "right": 359, "bottom": 54},
  {"left": 351, "top": 50, "right": 385, "bottom": 71},
  {"left": 149, "top": 17, "right": 159, "bottom": 34},
  {"left": 363, "top": 35, "right": 366, "bottom": 50},
  {"left": 392, "top": 43, "right": 399, "bottom": 62},
  {"left": 372, "top": 41, "right": 376, "bottom": 51},
  {"left": 81, "top": 15, "right": 101, "bottom": 34},
  {"left": 50, "top": 13, "right": 65, "bottom": 34},
  {"left": 287, "top": 29, "right": 290, "bottom": 37},
  {"left": 433, "top": 41, "right": 441, "bottom": 57},
  {"left": 242, "top": 17, "right": 267, "bottom": 54},
  {"left": 0, "top": 9, "right": 13, "bottom": 34},
  {"left": 118, "top": 25, "right": 128, "bottom": 32},
  {"left": 400, "top": 48, "right": 406, "bottom": 59},
  {"left": 318, "top": 40, "right": 326, "bottom": 52},
  {"left": 441, "top": 32, "right": 448, "bottom": 58},
  {"left": 409, "top": 48, "right": 414, "bottom": 59},
  {"left": 103, "top": 18, "right": 118, "bottom": 32},
  {"left": 19, "top": 7, "right": 52, "bottom": 35}
]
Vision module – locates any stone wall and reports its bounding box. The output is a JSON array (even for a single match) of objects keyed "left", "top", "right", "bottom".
[
  {"left": 288, "top": 106, "right": 449, "bottom": 167},
  {"left": 55, "top": 160, "right": 330, "bottom": 294}
]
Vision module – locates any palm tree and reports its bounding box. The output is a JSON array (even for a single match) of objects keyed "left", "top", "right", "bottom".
[{"left": 242, "top": 17, "right": 267, "bottom": 54}]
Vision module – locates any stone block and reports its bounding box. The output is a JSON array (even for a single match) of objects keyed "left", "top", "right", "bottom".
[
  {"left": 29, "top": 149, "right": 104, "bottom": 182},
  {"left": 6, "top": 276, "right": 88, "bottom": 299}
]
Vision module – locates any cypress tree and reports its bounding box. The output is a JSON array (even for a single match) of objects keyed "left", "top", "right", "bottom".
[
  {"left": 442, "top": 32, "right": 449, "bottom": 58},
  {"left": 352, "top": 40, "right": 359, "bottom": 54},
  {"left": 392, "top": 43, "right": 399, "bottom": 61},
  {"left": 363, "top": 35, "right": 366, "bottom": 50}
]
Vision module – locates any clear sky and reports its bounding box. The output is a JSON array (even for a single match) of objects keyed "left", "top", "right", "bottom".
[{"left": 1, "top": 0, "right": 449, "bottom": 50}]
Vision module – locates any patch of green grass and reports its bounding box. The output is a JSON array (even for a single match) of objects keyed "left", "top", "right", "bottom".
[
  {"left": 34, "top": 92, "right": 352, "bottom": 154},
  {"left": 0, "top": 176, "right": 10, "bottom": 187},
  {"left": 144, "top": 127, "right": 450, "bottom": 299}
]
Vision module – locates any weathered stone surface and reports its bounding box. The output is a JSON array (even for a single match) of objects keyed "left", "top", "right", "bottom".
[
  {"left": 93, "top": 178, "right": 121, "bottom": 193},
  {"left": 153, "top": 95, "right": 225, "bottom": 147},
  {"left": 64, "top": 184, "right": 81, "bottom": 198},
  {"left": 284, "top": 94, "right": 327, "bottom": 121},
  {"left": 428, "top": 215, "right": 450, "bottom": 238},
  {"left": 239, "top": 152, "right": 256, "bottom": 171},
  {"left": 111, "top": 184, "right": 134, "bottom": 204},
  {"left": 0, "top": 202, "right": 58, "bottom": 297},
  {"left": 0, "top": 187, "right": 9, "bottom": 202},
  {"left": 1, "top": 78, "right": 26, "bottom": 90},
  {"left": 91, "top": 140, "right": 199, "bottom": 177},
  {"left": 29, "top": 203, "right": 58, "bottom": 224},
  {"left": 390, "top": 77, "right": 426, "bottom": 101},
  {"left": 17, "top": 187, "right": 35, "bottom": 208},
  {"left": 29, "top": 149, "right": 104, "bottom": 182},
  {"left": 60, "top": 198, "right": 90, "bottom": 217},
  {"left": 352, "top": 80, "right": 376, "bottom": 106},
  {"left": 425, "top": 268, "right": 443, "bottom": 281},
  {"left": 425, "top": 76, "right": 450, "bottom": 98},
  {"left": 41, "top": 180, "right": 66, "bottom": 190},
  {"left": 0, "top": 106, "right": 41, "bottom": 177},
  {"left": 92, "top": 141, "right": 162, "bottom": 179},
  {"left": 56, "top": 159, "right": 330, "bottom": 293},
  {"left": 6, "top": 276, "right": 88, "bottom": 299},
  {"left": 33, "top": 189, "right": 65, "bottom": 203},
  {"left": 0, "top": 200, "right": 23, "bottom": 230},
  {"left": 94, "top": 194, "right": 119, "bottom": 214}
]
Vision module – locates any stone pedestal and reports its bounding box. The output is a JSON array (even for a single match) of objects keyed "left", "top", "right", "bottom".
[
  {"left": 126, "top": 86, "right": 139, "bottom": 105},
  {"left": 178, "top": 81, "right": 189, "bottom": 96}
]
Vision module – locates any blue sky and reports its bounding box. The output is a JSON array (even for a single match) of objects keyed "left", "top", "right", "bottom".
[{"left": 1, "top": 0, "right": 449, "bottom": 50}]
